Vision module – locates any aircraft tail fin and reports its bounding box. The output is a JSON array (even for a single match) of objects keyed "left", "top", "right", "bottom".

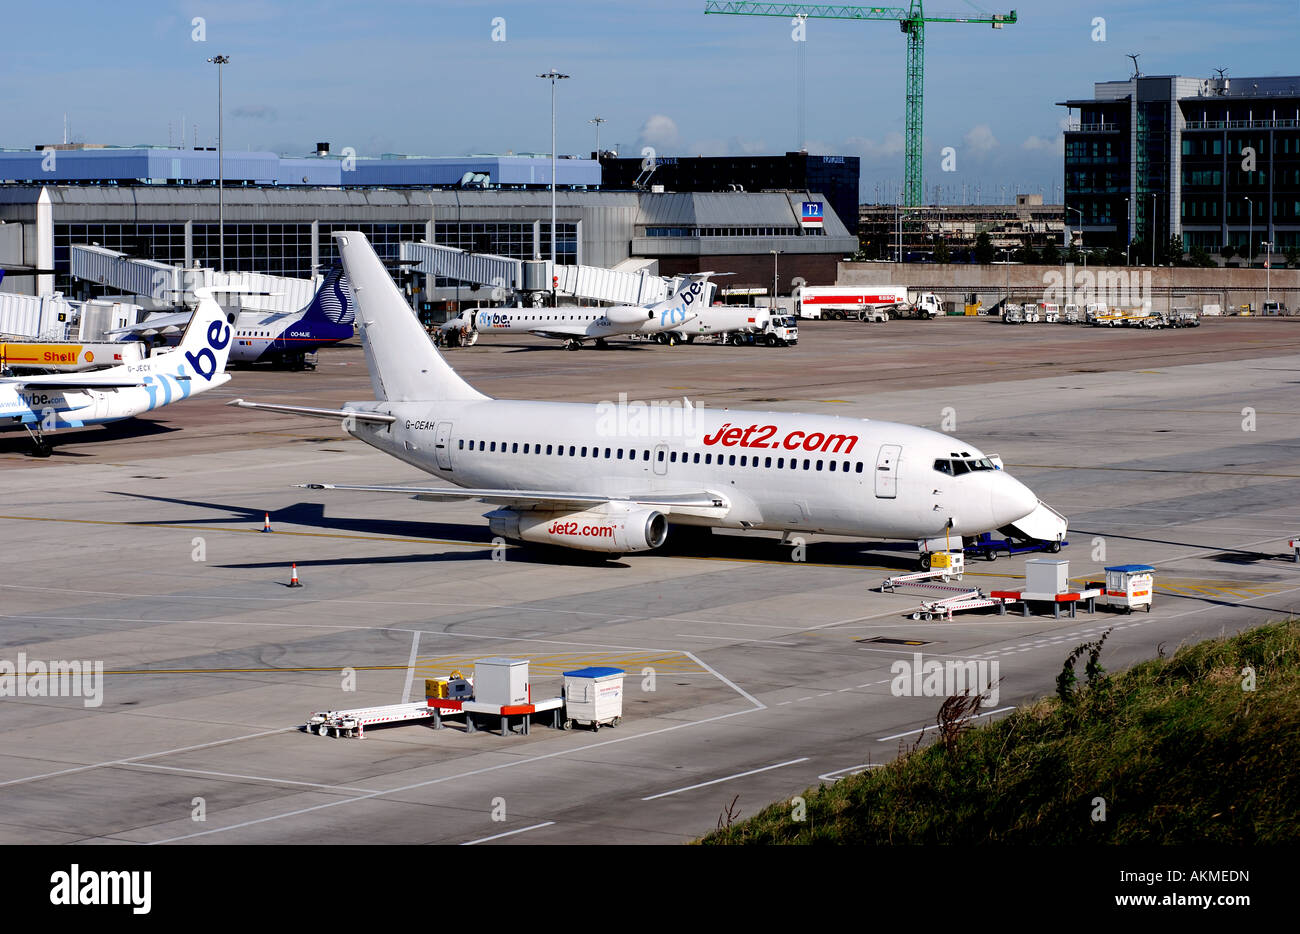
[
  {"left": 644, "top": 272, "right": 718, "bottom": 323},
  {"left": 167, "top": 289, "right": 236, "bottom": 392},
  {"left": 300, "top": 266, "right": 356, "bottom": 327},
  {"left": 333, "top": 231, "right": 488, "bottom": 402}
]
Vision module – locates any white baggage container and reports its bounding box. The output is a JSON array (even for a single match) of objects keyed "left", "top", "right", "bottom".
[
  {"left": 562, "top": 666, "right": 625, "bottom": 731},
  {"left": 1104, "top": 564, "right": 1154, "bottom": 613},
  {"left": 474, "top": 657, "right": 530, "bottom": 706}
]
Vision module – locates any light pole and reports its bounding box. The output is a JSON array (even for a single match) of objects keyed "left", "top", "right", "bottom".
[
  {"left": 1263, "top": 239, "right": 1272, "bottom": 308},
  {"left": 1001, "top": 247, "right": 1013, "bottom": 309},
  {"left": 207, "top": 54, "right": 229, "bottom": 271},
  {"left": 1149, "top": 192, "right": 1157, "bottom": 267},
  {"left": 1244, "top": 197, "right": 1252, "bottom": 267},
  {"left": 896, "top": 204, "right": 901, "bottom": 262},
  {"left": 1124, "top": 196, "right": 1130, "bottom": 266},
  {"left": 588, "top": 116, "right": 605, "bottom": 157},
  {"left": 537, "top": 69, "right": 569, "bottom": 301},
  {"left": 1066, "top": 206, "right": 1083, "bottom": 253},
  {"left": 770, "top": 249, "right": 782, "bottom": 311}
]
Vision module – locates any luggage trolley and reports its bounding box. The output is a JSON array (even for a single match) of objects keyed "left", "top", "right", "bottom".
[
  {"left": 561, "top": 667, "right": 625, "bottom": 731},
  {"left": 1103, "top": 564, "right": 1155, "bottom": 613}
]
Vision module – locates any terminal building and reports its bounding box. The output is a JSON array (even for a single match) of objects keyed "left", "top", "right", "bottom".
[
  {"left": 598, "top": 152, "right": 861, "bottom": 235},
  {"left": 0, "top": 145, "right": 857, "bottom": 303},
  {"left": 1059, "top": 72, "right": 1300, "bottom": 257}
]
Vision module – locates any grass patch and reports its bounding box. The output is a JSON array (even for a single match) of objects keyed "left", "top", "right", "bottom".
[{"left": 701, "top": 620, "right": 1300, "bottom": 844}]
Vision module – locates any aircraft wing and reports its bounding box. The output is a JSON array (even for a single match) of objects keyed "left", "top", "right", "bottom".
[
  {"left": 106, "top": 311, "right": 194, "bottom": 336},
  {"left": 528, "top": 327, "right": 590, "bottom": 340},
  {"left": 4, "top": 372, "right": 153, "bottom": 390},
  {"left": 226, "top": 399, "right": 396, "bottom": 424},
  {"left": 298, "top": 482, "right": 728, "bottom": 514}
]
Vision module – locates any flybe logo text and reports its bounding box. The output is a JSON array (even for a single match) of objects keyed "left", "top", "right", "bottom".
[
  {"left": 659, "top": 281, "right": 703, "bottom": 326},
  {"left": 185, "top": 318, "right": 232, "bottom": 381}
]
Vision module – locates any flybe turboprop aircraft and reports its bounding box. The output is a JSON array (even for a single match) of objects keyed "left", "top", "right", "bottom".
[
  {"left": 440, "top": 275, "right": 710, "bottom": 350},
  {"left": 1, "top": 291, "right": 235, "bottom": 456},
  {"left": 230, "top": 231, "right": 1067, "bottom": 557},
  {"left": 110, "top": 267, "right": 354, "bottom": 369}
]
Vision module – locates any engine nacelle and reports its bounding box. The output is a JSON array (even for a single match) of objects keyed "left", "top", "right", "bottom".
[
  {"left": 604, "top": 305, "right": 655, "bottom": 326},
  {"left": 486, "top": 505, "right": 668, "bottom": 553}
]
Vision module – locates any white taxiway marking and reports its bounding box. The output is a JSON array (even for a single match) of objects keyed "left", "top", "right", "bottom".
[
  {"left": 128, "top": 763, "right": 379, "bottom": 794},
  {"left": 818, "top": 764, "right": 883, "bottom": 783},
  {"left": 0, "top": 727, "right": 295, "bottom": 788},
  {"left": 876, "top": 706, "right": 1016, "bottom": 742},
  {"left": 676, "top": 634, "right": 798, "bottom": 646},
  {"left": 641, "top": 757, "right": 810, "bottom": 801},
  {"left": 401, "top": 630, "right": 421, "bottom": 703},
  {"left": 460, "top": 822, "right": 556, "bottom": 846}
]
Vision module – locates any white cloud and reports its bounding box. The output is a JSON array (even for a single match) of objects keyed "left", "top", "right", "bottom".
[
  {"left": 840, "top": 132, "right": 906, "bottom": 163},
  {"left": 964, "top": 124, "right": 998, "bottom": 154},
  {"left": 685, "top": 136, "right": 769, "bottom": 157},
  {"left": 1024, "top": 133, "right": 1066, "bottom": 155},
  {"left": 637, "top": 114, "right": 680, "bottom": 152}
]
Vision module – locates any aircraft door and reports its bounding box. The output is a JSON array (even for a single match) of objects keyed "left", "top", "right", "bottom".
[
  {"left": 874, "top": 443, "right": 901, "bottom": 498},
  {"left": 653, "top": 442, "right": 668, "bottom": 476},
  {"left": 434, "top": 421, "right": 453, "bottom": 470}
]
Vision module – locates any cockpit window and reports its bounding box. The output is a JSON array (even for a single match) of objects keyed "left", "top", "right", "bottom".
[{"left": 935, "top": 456, "right": 996, "bottom": 475}]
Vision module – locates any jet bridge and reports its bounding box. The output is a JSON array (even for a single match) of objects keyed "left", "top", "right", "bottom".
[
  {"left": 69, "top": 244, "right": 319, "bottom": 315},
  {"left": 400, "top": 240, "right": 696, "bottom": 306}
]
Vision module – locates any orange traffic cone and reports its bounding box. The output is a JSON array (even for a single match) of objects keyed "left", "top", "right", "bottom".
[
  {"left": 288, "top": 563, "right": 303, "bottom": 588},
  {"left": 262, "top": 512, "right": 273, "bottom": 533}
]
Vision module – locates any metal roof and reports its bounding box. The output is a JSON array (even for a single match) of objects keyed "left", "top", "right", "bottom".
[
  {"left": 0, "top": 148, "right": 599, "bottom": 188},
  {"left": 635, "top": 191, "right": 850, "bottom": 237}
]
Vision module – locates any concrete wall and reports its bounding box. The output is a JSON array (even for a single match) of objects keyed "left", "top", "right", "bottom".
[{"left": 838, "top": 261, "right": 1300, "bottom": 313}]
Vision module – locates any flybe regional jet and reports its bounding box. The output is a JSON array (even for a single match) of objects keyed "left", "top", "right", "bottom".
[
  {"left": 229, "top": 231, "right": 1066, "bottom": 557},
  {"left": 440, "top": 275, "right": 710, "bottom": 350},
  {"left": 1, "top": 292, "right": 236, "bottom": 456}
]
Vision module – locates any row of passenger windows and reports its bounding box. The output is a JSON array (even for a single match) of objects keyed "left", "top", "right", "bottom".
[{"left": 457, "top": 438, "right": 868, "bottom": 474}]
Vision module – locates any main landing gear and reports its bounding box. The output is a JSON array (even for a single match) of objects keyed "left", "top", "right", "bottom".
[{"left": 565, "top": 338, "right": 583, "bottom": 351}]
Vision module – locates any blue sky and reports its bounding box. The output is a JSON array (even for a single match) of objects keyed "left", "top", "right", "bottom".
[{"left": 2, "top": 1, "right": 1297, "bottom": 203}]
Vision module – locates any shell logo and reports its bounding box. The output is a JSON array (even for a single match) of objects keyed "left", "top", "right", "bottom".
[{"left": 85, "top": 350, "right": 95, "bottom": 363}]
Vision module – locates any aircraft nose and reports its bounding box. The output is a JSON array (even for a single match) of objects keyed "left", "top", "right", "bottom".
[{"left": 990, "top": 473, "right": 1038, "bottom": 525}]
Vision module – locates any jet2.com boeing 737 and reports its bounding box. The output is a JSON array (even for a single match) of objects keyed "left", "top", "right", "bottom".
[{"left": 230, "top": 231, "right": 1067, "bottom": 557}]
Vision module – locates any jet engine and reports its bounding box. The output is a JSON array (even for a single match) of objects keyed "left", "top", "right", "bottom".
[
  {"left": 486, "top": 505, "right": 668, "bottom": 553},
  {"left": 603, "top": 305, "right": 656, "bottom": 326}
]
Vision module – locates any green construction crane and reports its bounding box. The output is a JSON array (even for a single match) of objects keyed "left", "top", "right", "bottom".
[{"left": 703, "top": 2, "right": 1017, "bottom": 206}]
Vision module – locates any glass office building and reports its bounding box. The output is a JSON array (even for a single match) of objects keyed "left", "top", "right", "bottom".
[{"left": 1060, "top": 74, "right": 1300, "bottom": 256}]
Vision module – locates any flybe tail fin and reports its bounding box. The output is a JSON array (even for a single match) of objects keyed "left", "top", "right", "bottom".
[
  {"left": 646, "top": 272, "right": 718, "bottom": 320},
  {"left": 171, "top": 290, "right": 236, "bottom": 390},
  {"left": 333, "top": 231, "right": 488, "bottom": 402}
]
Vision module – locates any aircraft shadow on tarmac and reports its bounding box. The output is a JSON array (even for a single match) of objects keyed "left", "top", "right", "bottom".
[
  {"left": 107, "top": 491, "right": 920, "bottom": 569},
  {"left": 1075, "top": 527, "right": 1291, "bottom": 564},
  {"left": 0, "top": 418, "right": 175, "bottom": 457},
  {"left": 451, "top": 343, "right": 654, "bottom": 354}
]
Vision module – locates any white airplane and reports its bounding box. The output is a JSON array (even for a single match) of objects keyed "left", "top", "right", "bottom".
[
  {"left": 1, "top": 291, "right": 235, "bottom": 456},
  {"left": 439, "top": 276, "right": 711, "bottom": 350},
  {"left": 109, "top": 267, "right": 355, "bottom": 370},
  {"left": 229, "top": 231, "right": 1066, "bottom": 557}
]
